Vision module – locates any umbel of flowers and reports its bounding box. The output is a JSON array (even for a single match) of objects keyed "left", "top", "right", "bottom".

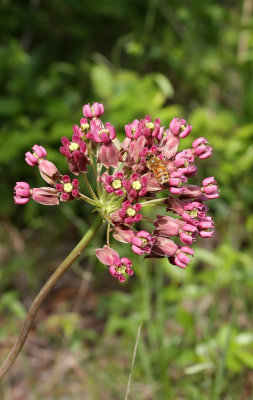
[{"left": 14, "top": 102, "right": 219, "bottom": 282}]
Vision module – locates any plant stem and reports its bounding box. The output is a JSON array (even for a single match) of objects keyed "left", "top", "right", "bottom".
[
  {"left": 125, "top": 323, "right": 142, "bottom": 400},
  {"left": 142, "top": 216, "right": 154, "bottom": 223},
  {"left": 106, "top": 222, "right": 111, "bottom": 245},
  {"left": 0, "top": 214, "right": 103, "bottom": 380},
  {"left": 82, "top": 172, "right": 98, "bottom": 201},
  {"left": 88, "top": 144, "right": 97, "bottom": 181},
  {"left": 79, "top": 192, "right": 98, "bottom": 206},
  {"left": 140, "top": 198, "right": 166, "bottom": 207}
]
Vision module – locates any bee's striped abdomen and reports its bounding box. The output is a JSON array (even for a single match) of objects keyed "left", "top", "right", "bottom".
[{"left": 155, "top": 166, "right": 169, "bottom": 186}]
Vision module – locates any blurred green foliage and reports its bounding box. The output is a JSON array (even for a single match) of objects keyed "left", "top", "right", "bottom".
[{"left": 1, "top": 0, "right": 253, "bottom": 399}]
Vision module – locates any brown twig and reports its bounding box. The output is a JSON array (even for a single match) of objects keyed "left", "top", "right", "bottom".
[
  {"left": 125, "top": 323, "right": 142, "bottom": 400},
  {"left": 0, "top": 215, "right": 103, "bottom": 380}
]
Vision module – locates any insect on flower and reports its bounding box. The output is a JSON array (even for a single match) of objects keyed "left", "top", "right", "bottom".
[{"left": 145, "top": 152, "right": 170, "bottom": 187}]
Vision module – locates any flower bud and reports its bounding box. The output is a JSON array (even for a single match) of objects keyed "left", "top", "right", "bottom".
[{"left": 14, "top": 182, "right": 31, "bottom": 204}]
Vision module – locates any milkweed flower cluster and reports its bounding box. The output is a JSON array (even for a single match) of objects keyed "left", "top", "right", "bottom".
[{"left": 14, "top": 102, "right": 219, "bottom": 282}]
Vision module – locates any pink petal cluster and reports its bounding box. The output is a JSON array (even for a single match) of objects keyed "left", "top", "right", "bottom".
[
  {"left": 14, "top": 182, "right": 31, "bottom": 205},
  {"left": 111, "top": 201, "right": 142, "bottom": 225},
  {"left": 15, "top": 101, "right": 219, "bottom": 282},
  {"left": 55, "top": 175, "right": 80, "bottom": 202},
  {"left": 100, "top": 172, "right": 126, "bottom": 196},
  {"left": 95, "top": 246, "right": 133, "bottom": 282},
  {"left": 14, "top": 182, "right": 59, "bottom": 206},
  {"left": 25, "top": 144, "right": 61, "bottom": 185},
  {"left": 169, "top": 118, "right": 192, "bottom": 138},
  {"left": 60, "top": 131, "right": 89, "bottom": 175},
  {"left": 83, "top": 102, "right": 104, "bottom": 118}
]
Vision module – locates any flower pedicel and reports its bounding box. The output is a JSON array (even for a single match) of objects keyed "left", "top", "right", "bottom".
[{"left": 14, "top": 102, "right": 219, "bottom": 282}]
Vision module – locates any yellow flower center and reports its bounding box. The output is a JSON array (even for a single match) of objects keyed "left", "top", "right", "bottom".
[
  {"left": 132, "top": 180, "right": 141, "bottom": 190},
  {"left": 147, "top": 122, "right": 154, "bottom": 130},
  {"left": 112, "top": 179, "right": 122, "bottom": 189},
  {"left": 63, "top": 183, "right": 73, "bottom": 193},
  {"left": 116, "top": 265, "right": 126, "bottom": 274},
  {"left": 32, "top": 152, "right": 40, "bottom": 160},
  {"left": 126, "top": 207, "right": 136, "bottom": 217},
  {"left": 99, "top": 128, "right": 109, "bottom": 136},
  {"left": 189, "top": 210, "right": 198, "bottom": 217},
  {"left": 141, "top": 238, "right": 147, "bottom": 246},
  {"left": 69, "top": 142, "right": 79, "bottom": 152},
  {"left": 81, "top": 123, "right": 90, "bottom": 132}
]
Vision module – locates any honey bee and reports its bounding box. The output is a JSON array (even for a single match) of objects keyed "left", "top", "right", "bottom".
[{"left": 145, "top": 153, "right": 169, "bottom": 187}]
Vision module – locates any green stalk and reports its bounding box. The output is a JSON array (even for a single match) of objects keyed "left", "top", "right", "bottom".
[
  {"left": 0, "top": 215, "right": 103, "bottom": 380},
  {"left": 79, "top": 192, "right": 98, "bottom": 206},
  {"left": 140, "top": 198, "right": 167, "bottom": 207},
  {"left": 82, "top": 172, "right": 98, "bottom": 201}
]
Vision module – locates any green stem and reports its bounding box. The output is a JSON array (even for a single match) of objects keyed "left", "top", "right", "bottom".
[
  {"left": 101, "top": 212, "right": 112, "bottom": 225},
  {"left": 142, "top": 216, "right": 154, "bottom": 223},
  {"left": 92, "top": 158, "right": 102, "bottom": 198},
  {"left": 140, "top": 198, "right": 167, "bottom": 207},
  {"left": 79, "top": 192, "right": 98, "bottom": 206},
  {"left": 88, "top": 146, "right": 98, "bottom": 182},
  {"left": 106, "top": 222, "right": 111, "bottom": 245},
  {"left": 82, "top": 172, "right": 98, "bottom": 201},
  {"left": 0, "top": 215, "right": 103, "bottom": 380}
]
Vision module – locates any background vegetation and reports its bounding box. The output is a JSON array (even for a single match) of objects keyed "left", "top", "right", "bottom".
[{"left": 0, "top": 0, "right": 253, "bottom": 399}]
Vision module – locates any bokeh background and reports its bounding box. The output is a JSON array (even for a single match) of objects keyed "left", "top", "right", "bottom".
[{"left": 1, "top": 1, "right": 253, "bottom": 399}]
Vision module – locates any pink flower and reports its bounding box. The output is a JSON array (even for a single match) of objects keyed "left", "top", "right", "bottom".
[
  {"left": 160, "top": 130, "right": 180, "bottom": 160},
  {"left": 202, "top": 177, "right": 219, "bottom": 199},
  {"left": 83, "top": 102, "right": 104, "bottom": 118},
  {"left": 55, "top": 175, "right": 80, "bottom": 202},
  {"left": 138, "top": 116, "right": 161, "bottom": 139},
  {"left": 182, "top": 201, "right": 208, "bottom": 224},
  {"left": 123, "top": 173, "right": 147, "bottom": 201},
  {"left": 113, "top": 226, "right": 154, "bottom": 255},
  {"left": 92, "top": 122, "right": 116, "bottom": 144},
  {"left": 100, "top": 172, "right": 126, "bottom": 196},
  {"left": 14, "top": 182, "right": 31, "bottom": 204},
  {"left": 32, "top": 187, "right": 59, "bottom": 206},
  {"left": 98, "top": 142, "right": 120, "bottom": 169},
  {"left": 169, "top": 118, "right": 192, "bottom": 138},
  {"left": 154, "top": 215, "right": 197, "bottom": 245},
  {"left": 80, "top": 118, "right": 90, "bottom": 130},
  {"left": 111, "top": 201, "right": 142, "bottom": 225},
  {"left": 25, "top": 145, "right": 61, "bottom": 185},
  {"left": 15, "top": 102, "right": 219, "bottom": 277},
  {"left": 25, "top": 145, "right": 47, "bottom": 166},
  {"left": 14, "top": 182, "right": 60, "bottom": 206},
  {"left": 192, "top": 137, "right": 212, "bottom": 159},
  {"left": 175, "top": 149, "right": 195, "bottom": 167},
  {"left": 151, "top": 237, "right": 178, "bottom": 257},
  {"left": 179, "top": 223, "right": 198, "bottom": 245},
  {"left": 198, "top": 216, "right": 214, "bottom": 238},
  {"left": 122, "top": 135, "right": 146, "bottom": 168},
  {"left": 125, "top": 119, "right": 141, "bottom": 139},
  {"left": 171, "top": 246, "right": 194, "bottom": 269},
  {"left": 113, "top": 225, "right": 136, "bottom": 243},
  {"left": 60, "top": 134, "right": 89, "bottom": 175},
  {"left": 95, "top": 245, "right": 133, "bottom": 282},
  {"left": 73, "top": 118, "right": 90, "bottom": 137},
  {"left": 131, "top": 230, "right": 155, "bottom": 255},
  {"left": 166, "top": 198, "right": 207, "bottom": 226},
  {"left": 38, "top": 160, "right": 61, "bottom": 186},
  {"left": 86, "top": 118, "right": 104, "bottom": 141},
  {"left": 169, "top": 171, "right": 188, "bottom": 194}
]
